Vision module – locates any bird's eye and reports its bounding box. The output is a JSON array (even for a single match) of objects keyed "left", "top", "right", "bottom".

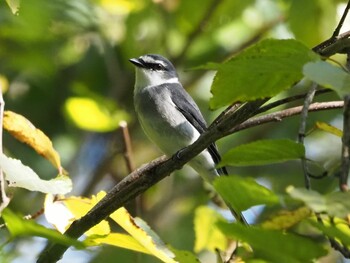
[{"left": 152, "top": 63, "right": 164, "bottom": 71}]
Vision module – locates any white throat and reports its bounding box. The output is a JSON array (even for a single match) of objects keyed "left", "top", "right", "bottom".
[{"left": 134, "top": 68, "right": 179, "bottom": 91}]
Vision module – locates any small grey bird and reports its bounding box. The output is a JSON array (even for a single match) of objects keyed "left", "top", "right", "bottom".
[
  {"left": 130, "top": 54, "right": 227, "bottom": 182},
  {"left": 130, "top": 54, "right": 246, "bottom": 223}
]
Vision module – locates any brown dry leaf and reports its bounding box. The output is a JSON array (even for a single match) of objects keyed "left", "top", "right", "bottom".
[{"left": 3, "top": 111, "right": 61, "bottom": 170}]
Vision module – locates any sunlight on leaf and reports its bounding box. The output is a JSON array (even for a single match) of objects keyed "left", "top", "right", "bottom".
[
  {"left": 309, "top": 218, "right": 350, "bottom": 247},
  {"left": 303, "top": 61, "right": 350, "bottom": 98},
  {"left": 0, "top": 153, "right": 71, "bottom": 194},
  {"left": 110, "top": 207, "right": 177, "bottom": 263},
  {"left": 2, "top": 208, "right": 84, "bottom": 249},
  {"left": 5, "top": 0, "right": 20, "bottom": 14},
  {"left": 194, "top": 206, "right": 227, "bottom": 253},
  {"left": 214, "top": 176, "right": 279, "bottom": 213},
  {"left": 44, "top": 194, "right": 75, "bottom": 233},
  {"left": 0, "top": 75, "right": 9, "bottom": 93},
  {"left": 261, "top": 207, "right": 311, "bottom": 230},
  {"left": 315, "top": 121, "right": 343, "bottom": 137},
  {"left": 220, "top": 139, "right": 305, "bottom": 167},
  {"left": 209, "top": 39, "right": 319, "bottom": 109},
  {"left": 64, "top": 97, "right": 129, "bottom": 132},
  {"left": 64, "top": 192, "right": 110, "bottom": 237},
  {"left": 3, "top": 111, "right": 62, "bottom": 170},
  {"left": 98, "top": 0, "right": 144, "bottom": 14},
  {"left": 217, "top": 222, "right": 327, "bottom": 263},
  {"left": 92, "top": 233, "right": 150, "bottom": 254}
]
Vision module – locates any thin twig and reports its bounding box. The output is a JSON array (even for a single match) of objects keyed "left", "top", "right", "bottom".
[
  {"left": 228, "top": 101, "right": 344, "bottom": 134},
  {"left": 119, "top": 121, "right": 135, "bottom": 173},
  {"left": 340, "top": 95, "right": 350, "bottom": 191},
  {"left": 298, "top": 83, "right": 317, "bottom": 190},
  {"left": 332, "top": 0, "right": 350, "bottom": 37}
]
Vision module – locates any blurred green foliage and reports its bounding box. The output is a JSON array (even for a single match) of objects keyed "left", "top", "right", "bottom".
[{"left": 0, "top": 0, "right": 349, "bottom": 262}]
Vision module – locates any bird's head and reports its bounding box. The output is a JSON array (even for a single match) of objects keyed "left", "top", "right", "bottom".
[{"left": 129, "top": 54, "right": 179, "bottom": 89}]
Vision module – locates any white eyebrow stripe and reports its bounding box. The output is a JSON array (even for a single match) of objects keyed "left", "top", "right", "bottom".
[{"left": 165, "top": 77, "right": 179, "bottom": 84}]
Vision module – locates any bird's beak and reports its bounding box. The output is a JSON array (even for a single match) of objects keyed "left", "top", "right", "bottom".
[{"left": 129, "top": 58, "right": 145, "bottom": 68}]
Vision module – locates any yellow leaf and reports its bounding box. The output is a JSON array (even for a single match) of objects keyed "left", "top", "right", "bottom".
[
  {"left": 261, "top": 207, "right": 311, "bottom": 230},
  {"left": 111, "top": 207, "right": 177, "bottom": 263},
  {"left": 315, "top": 121, "right": 343, "bottom": 137},
  {"left": 63, "top": 192, "right": 110, "bottom": 236},
  {"left": 98, "top": 0, "right": 144, "bottom": 15},
  {"left": 92, "top": 233, "right": 151, "bottom": 254},
  {"left": 0, "top": 75, "right": 9, "bottom": 93},
  {"left": 3, "top": 111, "right": 62, "bottom": 170},
  {"left": 64, "top": 97, "right": 129, "bottom": 132},
  {"left": 194, "top": 206, "right": 227, "bottom": 253}
]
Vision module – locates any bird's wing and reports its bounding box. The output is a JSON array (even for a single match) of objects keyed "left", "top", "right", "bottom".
[{"left": 169, "top": 84, "right": 228, "bottom": 175}]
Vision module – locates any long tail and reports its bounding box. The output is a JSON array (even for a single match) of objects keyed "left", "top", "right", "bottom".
[{"left": 209, "top": 144, "right": 248, "bottom": 225}]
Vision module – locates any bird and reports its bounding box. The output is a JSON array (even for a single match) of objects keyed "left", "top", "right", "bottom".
[{"left": 130, "top": 54, "right": 245, "bottom": 223}]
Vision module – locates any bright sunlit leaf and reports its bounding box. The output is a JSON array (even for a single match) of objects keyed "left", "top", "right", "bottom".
[
  {"left": 44, "top": 194, "right": 75, "bottom": 233},
  {"left": 217, "top": 222, "right": 327, "bottom": 263},
  {"left": 315, "top": 121, "right": 343, "bottom": 137},
  {"left": 98, "top": 0, "right": 144, "bottom": 14},
  {"left": 64, "top": 97, "right": 129, "bottom": 132},
  {"left": 110, "top": 207, "right": 177, "bottom": 263},
  {"left": 220, "top": 139, "right": 305, "bottom": 167},
  {"left": 63, "top": 192, "right": 110, "bottom": 237},
  {"left": 303, "top": 61, "right": 350, "bottom": 98},
  {"left": 209, "top": 39, "right": 319, "bottom": 109},
  {"left": 92, "top": 233, "right": 150, "bottom": 254},
  {"left": 194, "top": 206, "right": 227, "bottom": 253},
  {"left": 213, "top": 176, "right": 279, "bottom": 213},
  {"left": 5, "top": 0, "right": 20, "bottom": 14},
  {"left": 3, "top": 111, "right": 62, "bottom": 170},
  {"left": 2, "top": 208, "right": 84, "bottom": 249},
  {"left": 0, "top": 75, "right": 9, "bottom": 93},
  {"left": 309, "top": 219, "right": 350, "bottom": 247},
  {"left": 0, "top": 153, "right": 71, "bottom": 194}
]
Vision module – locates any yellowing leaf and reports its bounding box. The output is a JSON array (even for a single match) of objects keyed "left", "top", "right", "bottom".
[
  {"left": 98, "top": 0, "right": 144, "bottom": 14},
  {"left": 111, "top": 207, "right": 177, "bottom": 263},
  {"left": 315, "top": 121, "right": 343, "bottom": 137},
  {"left": 3, "top": 111, "right": 61, "bottom": 170},
  {"left": 194, "top": 206, "right": 227, "bottom": 253},
  {"left": 0, "top": 75, "right": 9, "bottom": 93},
  {"left": 64, "top": 97, "right": 129, "bottom": 132},
  {"left": 63, "top": 192, "right": 110, "bottom": 236},
  {"left": 0, "top": 153, "right": 71, "bottom": 194},
  {"left": 92, "top": 233, "right": 150, "bottom": 254},
  {"left": 261, "top": 207, "right": 311, "bottom": 230}
]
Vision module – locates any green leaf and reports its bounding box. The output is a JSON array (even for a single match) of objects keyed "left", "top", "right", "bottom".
[
  {"left": 172, "top": 247, "right": 199, "bottom": 263},
  {"left": 209, "top": 39, "right": 319, "bottom": 109},
  {"left": 303, "top": 61, "right": 350, "bottom": 97},
  {"left": 309, "top": 219, "right": 350, "bottom": 247},
  {"left": 2, "top": 208, "right": 84, "bottom": 249},
  {"left": 194, "top": 206, "right": 227, "bottom": 253},
  {"left": 220, "top": 139, "right": 305, "bottom": 167},
  {"left": 213, "top": 176, "right": 279, "bottom": 213},
  {"left": 287, "top": 187, "right": 350, "bottom": 218},
  {"left": 217, "top": 223, "right": 327, "bottom": 263}
]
